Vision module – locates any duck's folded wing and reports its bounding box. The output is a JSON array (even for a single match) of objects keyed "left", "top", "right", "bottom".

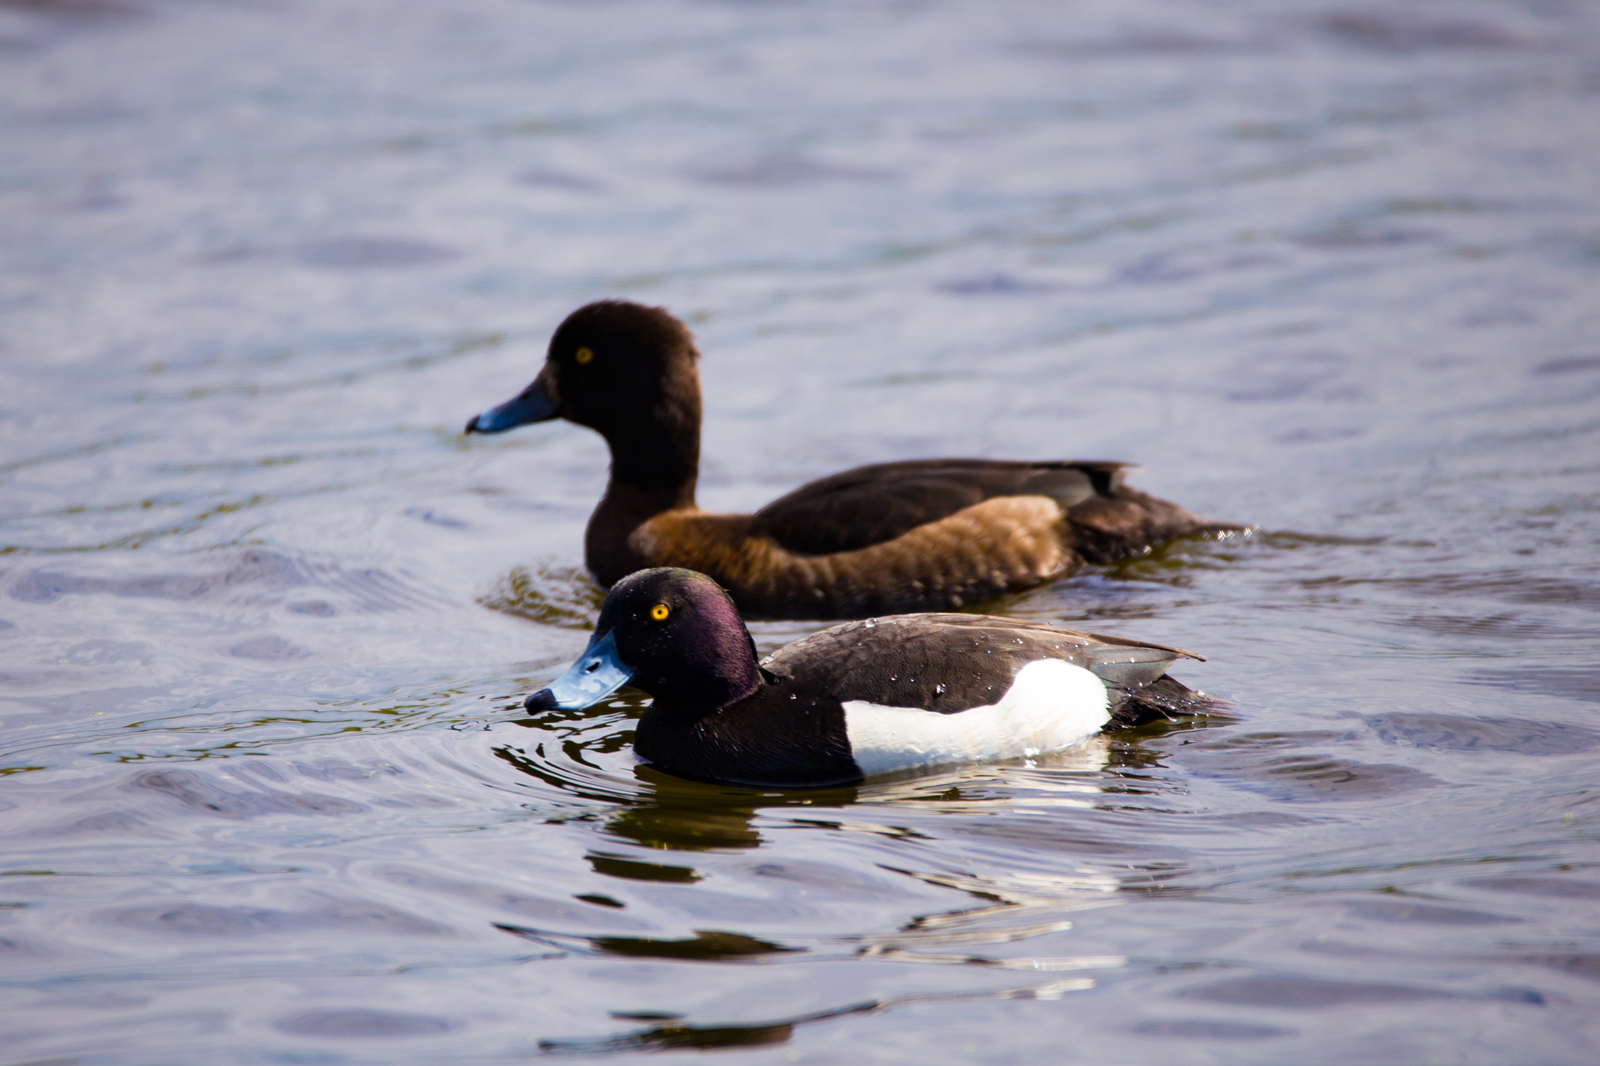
[
  {"left": 765, "top": 614, "right": 1164, "bottom": 708},
  {"left": 752, "top": 459, "right": 1127, "bottom": 556},
  {"left": 765, "top": 615, "right": 1221, "bottom": 727}
]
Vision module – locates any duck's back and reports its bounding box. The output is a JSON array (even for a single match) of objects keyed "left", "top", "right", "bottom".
[
  {"left": 763, "top": 614, "right": 1198, "bottom": 718},
  {"left": 751, "top": 459, "right": 1121, "bottom": 555}
]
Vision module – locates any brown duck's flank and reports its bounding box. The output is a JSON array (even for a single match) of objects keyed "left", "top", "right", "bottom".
[{"left": 628, "top": 496, "right": 1074, "bottom": 620}]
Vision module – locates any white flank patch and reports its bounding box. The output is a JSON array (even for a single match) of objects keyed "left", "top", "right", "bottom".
[{"left": 843, "top": 659, "right": 1110, "bottom": 777}]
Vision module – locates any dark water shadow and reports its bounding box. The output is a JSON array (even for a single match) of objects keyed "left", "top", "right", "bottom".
[
  {"left": 1180, "top": 973, "right": 1451, "bottom": 1006},
  {"left": 1469, "top": 668, "right": 1600, "bottom": 706},
  {"left": 537, "top": 975, "right": 1094, "bottom": 1056},
  {"left": 130, "top": 768, "right": 367, "bottom": 819},
  {"left": 1534, "top": 355, "right": 1600, "bottom": 376},
  {"left": 0, "top": 0, "right": 146, "bottom": 53},
  {"left": 8, "top": 546, "right": 441, "bottom": 615},
  {"left": 688, "top": 153, "right": 891, "bottom": 188},
  {"left": 1366, "top": 712, "right": 1600, "bottom": 752},
  {"left": 542, "top": 1013, "right": 818, "bottom": 1055},
  {"left": 1133, "top": 1018, "right": 1294, "bottom": 1039},
  {"left": 273, "top": 1007, "right": 456, "bottom": 1037},
  {"left": 105, "top": 896, "right": 450, "bottom": 939},
  {"left": 1015, "top": 30, "right": 1274, "bottom": 60},
  {"left": 1315, "top": 10, "right": 1535, "bottom": 53},
  {"left": 1179, "top": 972, "right": 1542, "bottom": 1007},
  {"left": 936, "top": 272, "right": 1061, "bottom": 295},
  {"left": 515, "top": 168, "right": 605, "bottom": 191},
  {"left": 1175, "top": 731, "right": 1440, "bottom": 801},
  {"left": 1465, "top": 875, "right": 1600, "bottom": 900},
  {"left": 1342, "top": 898, "right": 1518, "bottom": 926},
  {"left": 587, "top": 853, "right": 702, "bottom": 884},
  {"left": 0, "top": 0, "right": 142, "bottom": 17},
  {"left": 493, "top": 735, "right": 641, "bottom": 809},
  {"left": 1503, "top": 954, "right": 1600, "bottom": 983},
  {"left": 496, "top": 922, "right": 799, "bottom": 963}
]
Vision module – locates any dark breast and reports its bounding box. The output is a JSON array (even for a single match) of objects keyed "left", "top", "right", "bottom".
[{"left": 633, "top": 688, "right": 859, "bottom": 788}]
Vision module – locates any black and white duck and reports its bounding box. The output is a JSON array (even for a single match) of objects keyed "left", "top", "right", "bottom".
[{"left": 523, "top": 567, "right": 1219, "bottom": 789}]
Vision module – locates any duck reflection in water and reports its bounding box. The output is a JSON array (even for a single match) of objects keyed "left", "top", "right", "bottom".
[{"left": 604, "top": 736, "right": 1131, "bottom": 853}]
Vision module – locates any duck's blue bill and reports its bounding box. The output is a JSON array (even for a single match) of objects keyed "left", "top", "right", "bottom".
[
  {"left": 524, "top": 630, "right": 634, "bottom": 711},
  {"left": 466, "top": 379, "right": 558, "bottom": 434}
]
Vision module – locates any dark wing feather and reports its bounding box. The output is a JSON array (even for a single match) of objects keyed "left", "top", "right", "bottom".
[
  {"left": 753, "top": 459, "right": 1128, "bottom": 556},
  {"left": 762, "top": 613, "right": 1197, "bottom": 715}
]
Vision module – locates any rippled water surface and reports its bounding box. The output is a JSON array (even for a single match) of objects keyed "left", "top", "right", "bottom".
[{"left": 3, "top": 0, "right": 1599, "bottom": 1061}]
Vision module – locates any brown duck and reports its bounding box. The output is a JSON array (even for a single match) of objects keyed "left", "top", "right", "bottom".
[{"left": 465, "top": 300, "right": 1242, "bottom": 620}]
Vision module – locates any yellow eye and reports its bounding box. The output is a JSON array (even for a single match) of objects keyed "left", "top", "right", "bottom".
[
  {"left": 574, "top": 347, "right": 594, "bottom": 365},
  {"left": 650, "top": 604, "right": 670, "bottom": 621}
]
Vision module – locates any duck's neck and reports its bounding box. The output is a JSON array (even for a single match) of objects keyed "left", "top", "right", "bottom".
[
  {"left": 640, "top": 664, "right": 760, "bottom": 725},
  {"left": 585, "top": 414, "right": 700, "bottom": 585}
]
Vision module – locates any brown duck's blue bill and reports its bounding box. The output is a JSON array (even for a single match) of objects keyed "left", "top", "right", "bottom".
[
  {"left": 525, "top": 630, "right": 633, "bottom": 711},
  {"left": 466, "top": 379, "right": 558, "bottom": 434}
]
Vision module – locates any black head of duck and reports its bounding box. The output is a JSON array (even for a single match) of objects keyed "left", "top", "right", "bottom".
[
  {"left": 468, "top": 300, "right": 1244, "bottom": 620},
  {"left": 524, "top": 567, "right": 1220, "bottom": 789}
]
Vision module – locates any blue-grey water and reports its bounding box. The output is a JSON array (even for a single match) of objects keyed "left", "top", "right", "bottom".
[{"left": 2, "top": 0, "right": 1599, "bottom": 1062}]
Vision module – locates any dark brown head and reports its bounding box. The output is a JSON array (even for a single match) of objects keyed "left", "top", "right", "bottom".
[{"left": 464, "top": 300, "right": 703, "bottom": 492}]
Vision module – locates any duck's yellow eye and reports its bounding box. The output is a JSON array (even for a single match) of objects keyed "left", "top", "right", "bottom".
[
  {"left": 574, "top": 347, "right": 594, "bottom": 365},
  {"left": 650, "top": 603, "right": 670, "bottom": 621}
]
